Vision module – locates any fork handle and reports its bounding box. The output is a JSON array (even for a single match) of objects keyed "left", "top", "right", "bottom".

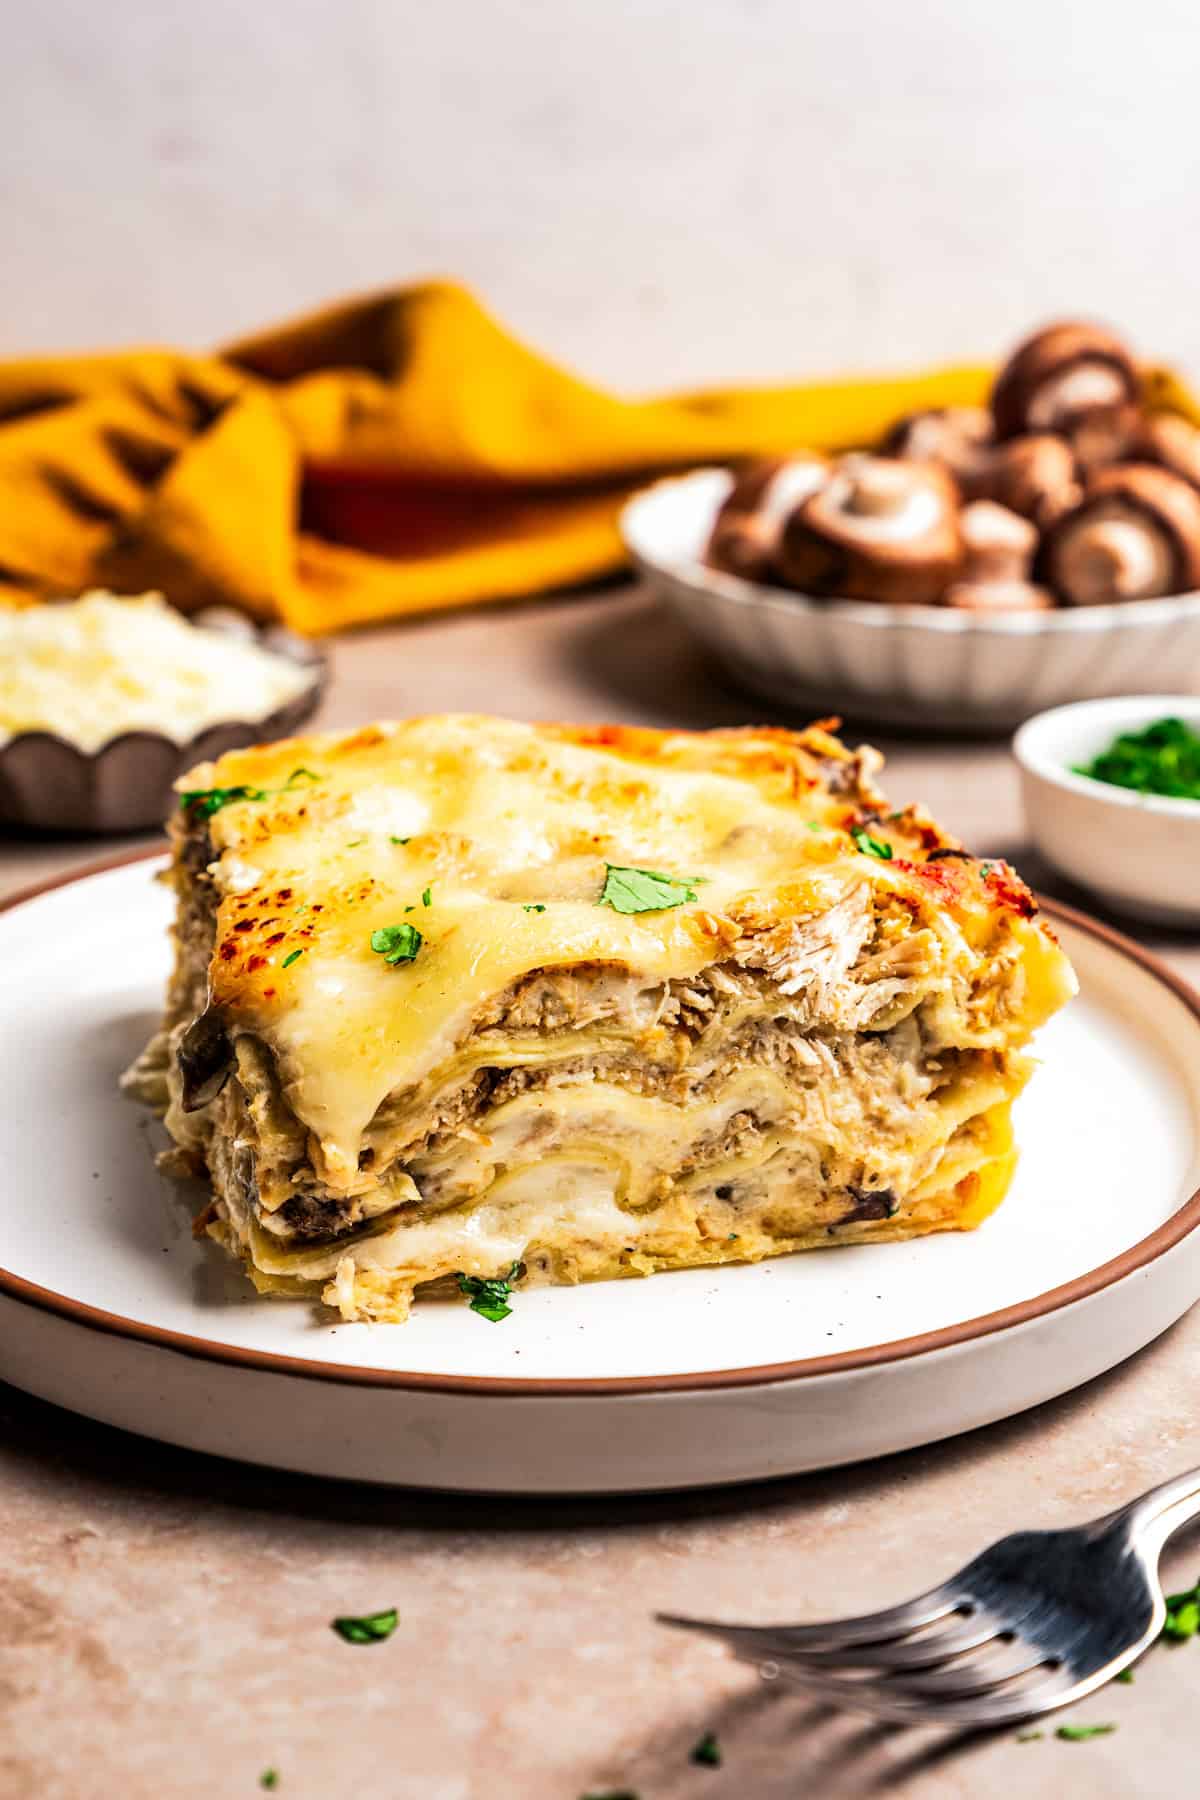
[{"left": 1107, "top": 1466, "right": 1200, "bottom": 1546}]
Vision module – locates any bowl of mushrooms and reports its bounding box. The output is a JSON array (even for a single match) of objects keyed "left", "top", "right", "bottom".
[{"left": 622, "top": 320, "right": 1200, "bottom": 731}]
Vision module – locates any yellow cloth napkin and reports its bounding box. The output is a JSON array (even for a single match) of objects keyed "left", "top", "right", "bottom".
[{"left": 1, "top": 280, "right": 1191, "bottom": 635}]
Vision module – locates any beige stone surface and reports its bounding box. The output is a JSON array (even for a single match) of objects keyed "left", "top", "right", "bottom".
[{"left": 4, "top": 583, "right": 1200, "bottom": 1799}]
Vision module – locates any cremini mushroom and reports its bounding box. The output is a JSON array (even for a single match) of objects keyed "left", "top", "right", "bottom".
[
  {"left": 942, "top": 580, "right": 1055, "bottom": 614},
  {"left": 978, "top": 435, "right": 1082, "bottom": 528},
  {"left": 941, "top": 501, "right": 1052, "bottom": 612},
  {"left": 1138, "top": 413, "right": 1200, "bottom": 490},
  {"left": 1040, "top": 464, "right": 1200, "bottom": 606},
  {"left": 778, "top": 454, "right": 962, "bottom": 604},
  {"left": 991, "top": 321, "right": 1142, "bottom": 469},
  {"left": 888, "top": 408, "right": 1080, "bottom": 527},
  {"left": 707, "top": 455, "right": 828, "bottom": 581},
  {"left": 959, "top": 500, "right": 1038, "bottom": 582},
  {"left": 884, "top": 407, "right": 995, "bottom": 492}
]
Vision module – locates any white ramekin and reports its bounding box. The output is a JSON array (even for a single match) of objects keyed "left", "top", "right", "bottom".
[{"left": 1013, "top": 695, "right": 1200, "bottom": 926}]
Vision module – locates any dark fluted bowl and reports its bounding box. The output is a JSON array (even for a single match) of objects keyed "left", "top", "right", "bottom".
[{"left": 0, "top": 616, "right": 326, "bottom": 834}]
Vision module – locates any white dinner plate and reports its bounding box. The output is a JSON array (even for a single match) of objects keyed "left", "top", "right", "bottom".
[{"left": 2, "top": 854, "right": 1200, "bottom": 1493}]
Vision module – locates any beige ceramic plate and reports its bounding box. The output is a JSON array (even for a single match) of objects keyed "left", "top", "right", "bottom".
[{"left": 1, "top": 854, "right": 1199, "bottom": 1492}]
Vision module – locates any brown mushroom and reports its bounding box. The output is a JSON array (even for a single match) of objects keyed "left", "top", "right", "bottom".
[
  {"left": 777, "top": 454, "right": 962, "bottom": 605},
  {"left": 884, "top": 407, "right": 995, "bottom": 490},
  {"left": 887, "top": 406, "right": 1080, "bottom": 526},
  {"left": 959, "top": 500, "right": 1038, "bottom": 582},
  {"left": 941, "top": 501, "right": 1052, "bottom": 612},
  {"left": 978, "top": 435, "right": 1082, "bottom": 528},
  {"left": 707, "top": 455, "right": 828, "bottom": 581},
  {"left": 942, "top": 580, "right": 1056, "bottom": 614},
  {"left": 991, "top": 321, "right": 1142, "bottom": 466},
  {"left": 1137, "top": 413, "right": 1200, "bottom": 490},
  {"left": 1039, "top": 464, "right": 1200, "bottom": 605}
]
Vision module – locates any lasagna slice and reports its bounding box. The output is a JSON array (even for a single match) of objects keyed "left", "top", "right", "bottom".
[{"left": 127, "top": 714, "right": 1076, "bottom": 1323}]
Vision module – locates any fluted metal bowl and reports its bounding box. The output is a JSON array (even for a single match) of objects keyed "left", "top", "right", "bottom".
[
  {"left": 621, "top": 469, "right": 1200, "bottom": 734},
  {"left": 0, "top": 611, "right": 326, "bottom": 833}
]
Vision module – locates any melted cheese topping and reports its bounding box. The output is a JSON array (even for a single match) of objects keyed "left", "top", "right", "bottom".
[{"left": 184, "top": 715, "right": 1073, "bottom": 1182}]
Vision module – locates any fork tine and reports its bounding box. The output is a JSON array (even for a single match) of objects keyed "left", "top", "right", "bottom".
[
  {"left": 657, "top": 1587, "right": 957, "bottom": 1653},
  {"left": 766, "top": 1659, "right": 1079, "bottom": 1729},
  {"left": 655, "top": 1606, "right": 992, "bottom": 1671},
  {"left": 758, "top": 1612, "right": 1007, "bottom": 1670},
  {"left": 882, "top": 1642, "right": 1052, "bottom": 1701}
]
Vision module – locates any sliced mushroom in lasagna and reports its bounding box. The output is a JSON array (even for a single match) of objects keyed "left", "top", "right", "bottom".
[{"left": 126, "top": 714, "right": 1076, "bottom": 1322}]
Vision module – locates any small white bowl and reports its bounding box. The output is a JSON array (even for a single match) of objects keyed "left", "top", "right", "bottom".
[
  {"left": 621, "top": 470, "right": 1200, "bottom": 734},
  {"left": 1014, "top": 696, "right": 1200, "bottom": 926}
]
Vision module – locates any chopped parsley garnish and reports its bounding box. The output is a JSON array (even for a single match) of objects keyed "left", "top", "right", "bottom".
[
  {"left": 181, "top": 766, "right": 320, "bottom": 820},
  {"left": 370, "top": 923, "right": 423, "bottom": 966},
  {"left": 1016, "top": 1730, "right": 1044, "bottom": 1742},
  {"left": 331, "top": 1607, "right": 399, "bottom": 1645},
  {"left": 690, "top": 1732, "right": 722, "bottom": 1768},
  {"left": 457, "top": 1262, "right": 520, "bottom": 1322},
  {"left": 980, "top": 860, "right": 996, "bottom": 880},
  {"left": 599, "top": 865, "right": 700, "bottom": 914},
  {"left": 1075, "top": 716, "right": 1200, "bottom": 799},
  {"left": 1163, "top": 1578, "right": 1200, "bottom": 1640},
  {"left": 805, "top": 820, "right": 824, "bottom": 833},
  {"left": 260, "top": 1772, "right": 279, "bottom": 1791},
  {"left": 1055, "top": 1724, "right": 1115, "bottom": 1742},
  {"left": 523, "top": 903, "right": 547, "bottom": 913},
  {"left": 421, "top": 885, "right": 432, "bottom": 907},
  {"left": 179, "top": 783, "right": 266, "bottom": 819},
  {"left": 390, "top": 835, "right": 410, "bottom": 845},
  {"left": 347, "top": 837, "right": 365, "bottom": 848},
  {"left": 1115, "top": 1668, "right": 1135, "bottom": 1683},
  {"left": 281, "top": 948, "right": 304, "bottom": 969},
  {"left": 850, "top": 826, "right": 893, "bottom": 860}
]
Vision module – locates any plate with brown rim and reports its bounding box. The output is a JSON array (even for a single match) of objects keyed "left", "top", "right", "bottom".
[{"left": 2, "top": 852, "right": 1199, "bottom": 1493}]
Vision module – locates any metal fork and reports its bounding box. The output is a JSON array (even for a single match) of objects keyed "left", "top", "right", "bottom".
[{"left": 659, "top": 1468, "right": 1200, "bottom": 1730}]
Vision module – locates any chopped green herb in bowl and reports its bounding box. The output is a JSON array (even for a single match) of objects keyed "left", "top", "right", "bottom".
[{"left": 1074, "top": 717, "right": 1200, "bottom": 800}]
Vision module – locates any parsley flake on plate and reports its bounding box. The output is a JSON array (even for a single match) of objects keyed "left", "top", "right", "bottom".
[
  {"left": 389, "top": 835, "right": 410, "bottom": 845},
  {"left": 1016, "top": 1730, "right": 1044, "bottom": 1742},
  {"left": 1055, "top": 1723, "right": 1115, "bottom": 1741},
  {"left": 690, "top": 1731, "right": 722, "bottom": 1768},
  {"left": 260, "top": 1771, "right": 279, "bottom": 1791},
  {"left": 850, "top": 826, "right": 893, "bottom": 861},
  {"left": 599, "top": 865, "right": 700, "bottom": 914},
  {"left": 421, "top": 885, "right": 432, "bottom": 907},
  {"left": 523, "top": 902, "right": 546, "bottom": 913},
  {"left": 457, "top": 1263, "right": 520, "bottom": 1322},
  {"left": 370, "top": 924, "right": 423, "bottom": 966},
  {"left": 1163, "top": 1579, "right": 1200, "bottom": 1640},
  {"left": 281, "top": 948, "right": 304, "bottom": 969},
  {"left": 331, "top": 1607, "right": 399, "bottom": 1645}
]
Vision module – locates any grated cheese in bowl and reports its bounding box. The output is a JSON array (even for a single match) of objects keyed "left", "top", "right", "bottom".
[{"left": 0, "top": 592, "right": 315, "bottom": 751}]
